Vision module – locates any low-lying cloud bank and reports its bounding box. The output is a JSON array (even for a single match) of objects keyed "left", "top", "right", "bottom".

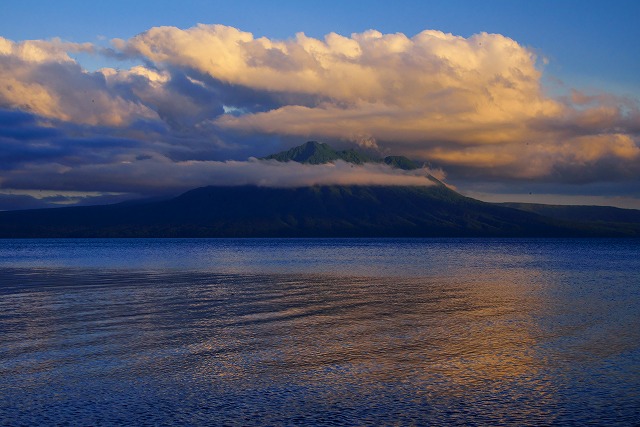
[
  {"left": 0, "top": 24, "right": 639, "bottom": 208},
  {"left": 1, "top": 157, "right": 437, "bottom": 194}
]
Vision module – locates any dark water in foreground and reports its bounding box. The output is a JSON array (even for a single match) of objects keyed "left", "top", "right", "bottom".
[{"left": 0, "top": 238, "right": 639, "bottom": 426}]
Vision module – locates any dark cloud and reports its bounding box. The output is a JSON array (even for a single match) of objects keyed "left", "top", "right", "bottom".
[
  {"left": 0, "top": 110, "right": 151, "bottom": 168},
  {"left": 0, "top": 109, "right": 37, "bottom": 126},
  {"left": 0, "top": 109, "right": 60, "bottom": 140},
  {"left": 0, "top": 192, "right": 139, "bottom": 211}
]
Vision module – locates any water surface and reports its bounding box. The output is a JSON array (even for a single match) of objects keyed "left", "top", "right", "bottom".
[{"left": 1, "top": 238, "right": 639, "bottom": 425}]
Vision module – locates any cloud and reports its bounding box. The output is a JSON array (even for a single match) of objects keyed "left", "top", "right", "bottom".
[
  {"left": 0, "top": 25, "right": 639, "bottom": 208},
  {"left": 118, "top": 24, "right": 639, "bottom": 180},
  {"left": 1, "top": 156, "right": 437, "bottom": 196},
  {"left": 0, "top": 193, "right": 56, "bottom": 211},
  {"left": 0, "top": 107, "right": 442, "bottom": 205},
  {"left": 0, "top": 37, "right": 155, "bottom": 126},
  {"left": 122, "top": 26, "right": 547, "bottom": 114},
  {"left": 122, "top": 26, "right": 559, "bottom": 133},
  {"left": 0, "top": 190, "right": 131, "bottom": 211},
  {"left": 0, "top": 109, "right": 150, "bottom": 171}
]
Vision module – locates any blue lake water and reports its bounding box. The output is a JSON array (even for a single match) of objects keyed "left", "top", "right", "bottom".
[{"left": 1, "top": 238, "right": 639, "bottom": 425}]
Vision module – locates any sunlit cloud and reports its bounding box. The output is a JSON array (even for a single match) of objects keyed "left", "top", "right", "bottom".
[
  {"left": 118, "top": 24, "right": 639, "bottom": 179},
  {"left": 0, "top": 37, "right": 156, "bottom": 126}
]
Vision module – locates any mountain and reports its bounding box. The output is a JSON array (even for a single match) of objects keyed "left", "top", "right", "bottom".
[
  {"left": 501, "top": 202, "right": 640, "bottom": 223},
  {"left": 382, "top": 155, "right": 421, "bottom": 170},
  {"left": 1, "top": 141, "right": 639, "bottom": 238},
  {"left": 0, "top": 185, "right": 572, "bottom": 237},
  {"left": 1, "top": 183, "right": 638, "bottom": 238},
  {"left": 500, "top": 202, "right": 640, "bottom": 236},
  {"left": 262, "top": 141, "right": 421, "bottom": 170}
]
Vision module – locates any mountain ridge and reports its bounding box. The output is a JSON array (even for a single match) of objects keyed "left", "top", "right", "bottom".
[
  {"left": 1, "top": 141, "right": 639, "bottom": 238},
  {"left": 501, "top": 202, "right": 640, "bottom": 224},
  {"left": 1, "top": 184, "right": 638, "bottom": 237},
  {"left": 262, "top": 141, "right": 421, "bottom": 170}
]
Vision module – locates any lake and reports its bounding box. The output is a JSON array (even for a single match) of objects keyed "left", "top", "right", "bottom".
[{"left": 1, "top": 238, "right": 639, "bottom": 425}]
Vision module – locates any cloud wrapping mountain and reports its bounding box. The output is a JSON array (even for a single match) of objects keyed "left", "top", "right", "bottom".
[{"left": 0, "top": 156, "right": 437, "bottom": 194}]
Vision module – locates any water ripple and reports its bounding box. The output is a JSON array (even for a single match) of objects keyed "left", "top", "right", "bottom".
[{"left": 1, "top": 239, "right": 640, "bottom": 425}]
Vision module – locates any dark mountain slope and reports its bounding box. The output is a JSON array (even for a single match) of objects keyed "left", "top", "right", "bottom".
[
  {"left": 502, "top": 202, "right": 640, "bottom": 236},
  {"left": 502, "top": 202, "right": 640, "bottom": 223},
  {"left": 0, "top": 184, "right": 601, "bottom": 238}
]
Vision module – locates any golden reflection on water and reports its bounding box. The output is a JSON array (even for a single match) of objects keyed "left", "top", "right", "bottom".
[
  {"left": 161, "top": 266, "right": 559, "bottom": 423},
  {"left": 2, "top": 253, "right": 638, "bottom": 425}
]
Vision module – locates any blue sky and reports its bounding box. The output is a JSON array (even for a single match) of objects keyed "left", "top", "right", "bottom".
[
  {"left": 2, "top": 0, "right": 638, "bottom": 96},
  {"left": 0, "top": 0, "right": 639, "bottom": 209}
]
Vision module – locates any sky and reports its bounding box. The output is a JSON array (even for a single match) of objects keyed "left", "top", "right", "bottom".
[{"left": 0, "top": 0, "right": 639, "bottom": 210}]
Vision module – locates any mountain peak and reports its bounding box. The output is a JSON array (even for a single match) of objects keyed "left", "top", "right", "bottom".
[
  {"left": 262, "top": 141, "right": 418, "bottom": 169},
  {"left": 262, "top": 141, "right": 341, "bottom": 164}
]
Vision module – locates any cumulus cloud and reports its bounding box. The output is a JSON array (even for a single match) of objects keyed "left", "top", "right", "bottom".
[
  {"left": 122, "top": 25, "right": 559, "bottom": 140},
  {"left": 0, "top": 37, "right": 156, "bottom": 125},
  {"left": 122, "top": 26, "right": 550, "bottom": 115},
  {"left": 118, "top": 24, "right": 639, "bottom": 180}
]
